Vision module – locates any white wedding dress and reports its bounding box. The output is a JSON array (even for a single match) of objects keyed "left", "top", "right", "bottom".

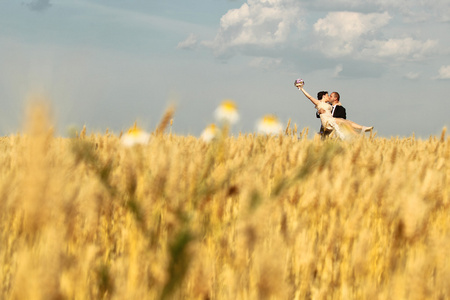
[{"left": 316, "top": 101, "right": 352, "bottom": 139}]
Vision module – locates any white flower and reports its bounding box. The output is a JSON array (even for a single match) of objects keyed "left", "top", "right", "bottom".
[
  {"left": 121, "top": 124, "right": 150, "bottom": 147},
  {"left": 200, "top": 124, "right": 220, "bottom": 143},
  {"left": 257, "top": 115, "right": 283, "bottom": 135},
  {"left": 214, "top": 100, "right": 239, "bottom": 124}
]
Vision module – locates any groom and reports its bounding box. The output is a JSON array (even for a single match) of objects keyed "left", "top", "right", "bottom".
[{"left": 316, "top": 91, "right": 346, "bottom": 137}]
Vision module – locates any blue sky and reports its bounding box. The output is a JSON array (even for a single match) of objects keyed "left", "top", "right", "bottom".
[{"left": 1, "top": 0, "right": 449, "bottom": 138}]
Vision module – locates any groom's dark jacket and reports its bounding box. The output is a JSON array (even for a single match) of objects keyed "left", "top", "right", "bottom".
[{"left": 331, "top": 105, "right": 346, "bottom": 119}]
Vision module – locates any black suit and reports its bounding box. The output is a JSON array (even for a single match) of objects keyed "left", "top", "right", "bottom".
[
  {"left": 316, "top": 104, "right": 346, "bottom": 136},
  {"left": 332, "top": 105, "right": 346, "bottom": 119}
]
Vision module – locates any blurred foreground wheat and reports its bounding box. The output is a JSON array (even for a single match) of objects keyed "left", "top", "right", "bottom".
[{"left": 0, "top": 103, "right": 449, "bottom": 299}]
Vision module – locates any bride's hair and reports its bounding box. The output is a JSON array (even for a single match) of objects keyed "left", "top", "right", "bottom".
[{"left": 317, "top": 91, "right": 328, "bottom": 100}]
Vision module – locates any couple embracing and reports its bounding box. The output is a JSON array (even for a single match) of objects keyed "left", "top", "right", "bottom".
[{"left": 295, "top": 79, "right": 373, "bottom": 139}]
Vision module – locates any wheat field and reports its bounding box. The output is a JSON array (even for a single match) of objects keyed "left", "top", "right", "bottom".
[{"left": 0, "top": 103, "right": 449, "bottom": 300}]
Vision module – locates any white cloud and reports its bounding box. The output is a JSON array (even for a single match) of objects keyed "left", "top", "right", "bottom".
[
  {"left": 313, "top": 11, "right": 391, "bottom": 57},
  {"left": 390, "top": 0, "right": 450, "bottom": 22},
  {"left": 314, "top": 11, "right": 390, "bottom": 40},
  {"left": 248, "top": 57, "right": 282, "bottom": 69},
  {"left": 177, "top": 33, "right": 198, "bottom": 50},
  {"left": 404, "top": 72, "right": 420, "bottom": 80},
  {"left": 436, "top": 65, "right": 450, "bottom": 79},
  {"left": 333, "top": 64, "right": 343, "bottom": 77},
  {"left": 312, "top": 11, "right": 439, "bottom": 62},
  {"left": 204, "top": 0, "right": 304, "bottom": 57},
  {"left": 361, "top": 38, "right": 438, "bottom": 60},
  {"left": 306, "top": 0, "right": 450, "bottom": 22}
]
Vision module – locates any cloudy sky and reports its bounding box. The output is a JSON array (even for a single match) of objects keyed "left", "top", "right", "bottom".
[{"left": 1, "top": 0, "right": 449, "bottom": 138}]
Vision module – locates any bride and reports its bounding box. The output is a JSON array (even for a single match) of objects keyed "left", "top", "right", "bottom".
[{"left": 295, "top": 80, "right": 373, "bottom": 139}]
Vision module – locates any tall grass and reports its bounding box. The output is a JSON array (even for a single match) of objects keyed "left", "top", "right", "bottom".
[{"left": 0, "top": 103, "right": 449, "bottom": 299}]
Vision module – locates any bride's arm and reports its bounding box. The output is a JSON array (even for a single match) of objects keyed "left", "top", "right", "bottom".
[{"left": 298, "top": 87, "right": 320, "bottom": 106}]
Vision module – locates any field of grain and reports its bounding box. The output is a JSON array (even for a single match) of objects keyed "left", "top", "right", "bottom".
[{"left": 0, "top": 104, "right": 449, "bottom": 299}]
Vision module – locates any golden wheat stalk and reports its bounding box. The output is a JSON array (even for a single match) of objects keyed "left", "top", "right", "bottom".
[
  {"left": 155, "top": 104, "right": 176, "bottom": 136},
  {"left": 285, "top": 118, "right": 291, "bottom": 135}
]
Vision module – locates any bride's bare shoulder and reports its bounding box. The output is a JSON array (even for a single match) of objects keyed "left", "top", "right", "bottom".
[{"left": 317, "top": 100, "right": 330, "bottom": 107}]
